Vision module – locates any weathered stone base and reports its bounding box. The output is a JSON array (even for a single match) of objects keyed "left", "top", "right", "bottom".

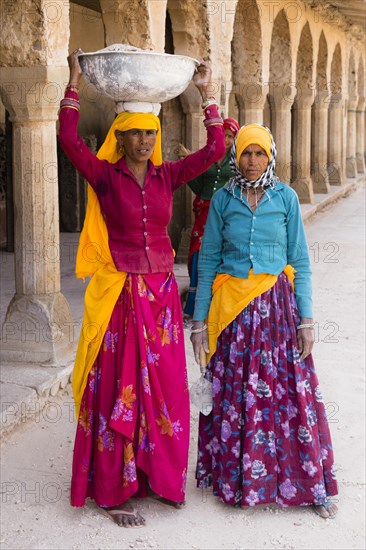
[
  {"left": 291, "top": 177, "right": 315, "bottom": 204},
  {"left": 1, "top": 293, "right": 76, "bottom": 366},
  {"left": 0, "top": 362, "right": 73, "bottom": 437},
  {"left": 356, "top": 153, "right": 366, "bottom": 173},
  {"left": 312, "top": 169, "right": 331, "bottom": 194},
  {"left": 346, "top": 157, "right": 358, "bottom": 178},
  {"left": 327, "top": 164, "right": 343, "bottom": 185}
]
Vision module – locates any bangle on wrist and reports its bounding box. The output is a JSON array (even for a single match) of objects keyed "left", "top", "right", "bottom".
[
  {"left": 204, "top": 117, "right": 223, "bottom": 127},
  {"left": 297, "top": 323, "right": 315, "bottom": 330},
  {"left": 60, "top": 97, "right": 80, "bottom": 111},
  {"left": 190, "top": 323, "right": 207, "bottom": 334},
  {"left": 201, "top": 97, "right": 218, "bottom": 110}
]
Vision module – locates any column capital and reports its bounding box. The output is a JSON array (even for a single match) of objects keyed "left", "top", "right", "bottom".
[
  {"left": 357, "top": 96, "right": 366, "bottom": 111},
  {"left": 328, "top": 93, "right": 344, "bottom": 110},
  {"left": 313, "top": 90, "right": 331, "bottom": 110},
  {"left": 347, "top": 95, "right": 358, "bottom": 111},
  {"left": 0, "top": 66, "right": 69, "bottom": 123},
  {"left": 293, "top": 89, "right": 316, "bottom": 109},
  {"left": 236, "top": 83, "right": 269, "bottom": 110},
  {"left": 268, "top": 84, "right": 296, "bottom": 111}
]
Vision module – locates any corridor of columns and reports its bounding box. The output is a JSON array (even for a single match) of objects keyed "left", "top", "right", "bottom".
[{"left": 0, "top": 0, "right": 365, "bottom": 367}]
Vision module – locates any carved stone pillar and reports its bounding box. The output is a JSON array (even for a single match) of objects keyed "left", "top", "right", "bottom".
[
  {"left": 0, "top": 67, "right": 75, "bottom": 365},
  {"left": 175, "top": 87, "right": 205, "bottom": 263},
  {"left": 327, "top": 95, "right": 343, "bottom": 185},
  {"left": 346, "top": 95, "right": 358, "bottom": 178},
  {"left": 268, "top": 85, "right": 296, "bottom": 184},
  {"left": 311, "top": 91, "right": 330, "bottom": 193},
  {"left": 238, "top": 84, "right": 268, "bottom": 125},
  {"left": 292, "top": 91, "right": 315, "bottom": 203},
  {"left": 356, "top": 96, "right": 366, "bottom": 173}
]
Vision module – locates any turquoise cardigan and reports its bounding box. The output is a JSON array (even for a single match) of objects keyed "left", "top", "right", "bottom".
[{"left": 193, "top": 181, "right": 313, "bottom": 321}]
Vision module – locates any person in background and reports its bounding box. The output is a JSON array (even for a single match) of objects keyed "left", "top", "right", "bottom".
[
  {"left": 190, "top": 123, "right": 338, "bottom": 519},
  {"left": 59, "top": 49, "right": 225, "bottom": 528},
  {"left": 176, "top": 118, "right": 240, "bottom": 320}
]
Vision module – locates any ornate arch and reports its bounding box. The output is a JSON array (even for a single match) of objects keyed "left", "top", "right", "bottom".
[
  {"left": 296, "top": 22, "right": 314, "bottom": 92},
  {"left": 330, "top": 43, "right": 342, "bottom": 98},
  {"left": 269, "top": 9, "right": 292, "bottom": 85},
  {"left": 316, "top": 30, "right": 328, "bottom": 93}
]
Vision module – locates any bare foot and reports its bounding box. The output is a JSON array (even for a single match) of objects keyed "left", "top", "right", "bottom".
[
  {"left": 313, "top": 500, "right": 338, "bottom": 519},
  {"left": 99, "top": 501, "right": 146, "bottom": 527}
]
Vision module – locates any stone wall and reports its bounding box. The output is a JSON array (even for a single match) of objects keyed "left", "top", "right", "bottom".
[{"left": 69, "top": 3, "right": 115, "bottom": 142}]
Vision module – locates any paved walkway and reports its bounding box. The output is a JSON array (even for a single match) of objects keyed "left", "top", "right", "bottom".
[{"left": 0, "top": 180, "right": 365, "bottom": 549}]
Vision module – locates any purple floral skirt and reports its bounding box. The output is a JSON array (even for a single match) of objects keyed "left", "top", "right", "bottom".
[{"left": 196, "top": 272, "right": 338, "bottom": 507}]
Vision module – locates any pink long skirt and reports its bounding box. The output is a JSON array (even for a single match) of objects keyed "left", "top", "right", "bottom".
[{"left": 71, "top": 273, "right": 189, "bottom": 507}]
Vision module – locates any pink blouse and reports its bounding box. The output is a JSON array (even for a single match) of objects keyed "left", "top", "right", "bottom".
[{"left": 58, "top": 91, "right": 225, "bottom": 273}]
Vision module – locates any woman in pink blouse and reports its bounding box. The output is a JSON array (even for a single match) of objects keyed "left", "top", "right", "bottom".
[{"left": 58, "top": 50, "right": 225, "bottom": 527}]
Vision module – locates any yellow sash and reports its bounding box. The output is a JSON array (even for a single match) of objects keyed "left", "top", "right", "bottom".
[
  {"left": 206, "top": 266, "right": 295, "bottom": 363},
  {"left": 73, "top": 266, "right": 126, "bottom": 416},
  {"left": 72, "top": 112, "right": 162, "bottom": 417}
]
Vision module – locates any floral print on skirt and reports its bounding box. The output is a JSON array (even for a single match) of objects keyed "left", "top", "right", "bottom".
[
  {"left": 196, "top": 272, "right": 338, "bottom": 507},
  {"left": 71, "top": 272, "right": 189, "bottom": 507}
]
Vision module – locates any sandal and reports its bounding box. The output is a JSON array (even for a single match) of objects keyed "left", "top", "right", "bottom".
[
  {"left": 99, "top": 503, "right": 146, "bottom": 527},
  {"left": 313, "top": 499, "right": 338, "bottom": 519}
]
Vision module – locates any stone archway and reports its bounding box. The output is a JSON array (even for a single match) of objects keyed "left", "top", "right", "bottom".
[
  {"left": 346, "top": 49, "right": 358, "bottom": 177},
  {"left": 311, "top": 30, "right": 330, "bottom": 192},
  {"left": 268, "top": 9, "right": 293, "bottom": 183},
  {"left": 356, "top": 56, "right": 365, "bottom": 172},
  {"left": 291, "top": 21, "right": 315, "bottom": 202},
  {"left": 231, "top": 0, "right": 265, "bottom": 125},
  {"left": 328, "top": 43, "right": 343, "bottom": 184}
]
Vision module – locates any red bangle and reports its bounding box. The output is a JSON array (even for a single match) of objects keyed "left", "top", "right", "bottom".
[{"left": 204, "top": 117, "right": 223, "bottom": 127}]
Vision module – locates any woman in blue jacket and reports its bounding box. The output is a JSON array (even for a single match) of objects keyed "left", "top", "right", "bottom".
[{"left": 190, "top": 124, "right": 338, "bottom": 519}]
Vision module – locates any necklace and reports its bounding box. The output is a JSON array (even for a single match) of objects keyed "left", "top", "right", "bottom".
[{"left": 246, "top": 188, "right": 264, "bottom": 211}]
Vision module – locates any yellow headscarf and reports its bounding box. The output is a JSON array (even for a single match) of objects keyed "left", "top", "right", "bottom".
[
  {"left": 75, "top": 112, "right": 162, "bottom": 278},
  {"left": 235, "top": 123, "right": 272, "bottom": 164}
]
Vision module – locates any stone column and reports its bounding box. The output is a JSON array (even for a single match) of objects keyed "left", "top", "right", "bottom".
[
  {"left": 327, "top": 95, "right": 343, "bottom": 185},
  {"left": 356, "top": 96, "right": 366, "bottom": 173},
  {"left": 346, "top": 95, "right": 358, "bottom": 178},
  {"left": 176, "top": 87, "right": 205, "bottom": 262},
  {"left": 291, "top": 91, "right": 315, "bottom": 203},
  {"left": 99, "top": 0, "right": 152, "bottom": 48},
  {"left": 0, "top": 67, "right": 75, "bottom": 365},
  {"left": 268, "top": 85, "right": 296, "bottom": 184},
  {"left": 238, "top": 84, "right": 268, "bottom": 125},
  {"left": 311, "top": 91, "right": 330, "bottom": 193}
]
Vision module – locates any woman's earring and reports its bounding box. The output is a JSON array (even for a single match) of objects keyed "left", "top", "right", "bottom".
[{"left": 117, "top": 143, "right": 124, "bottom": 155}]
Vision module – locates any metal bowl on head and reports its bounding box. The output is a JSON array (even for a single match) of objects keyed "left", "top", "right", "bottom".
[{"left": 78, "top": 46, "right": 199, "bottom": 115}]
